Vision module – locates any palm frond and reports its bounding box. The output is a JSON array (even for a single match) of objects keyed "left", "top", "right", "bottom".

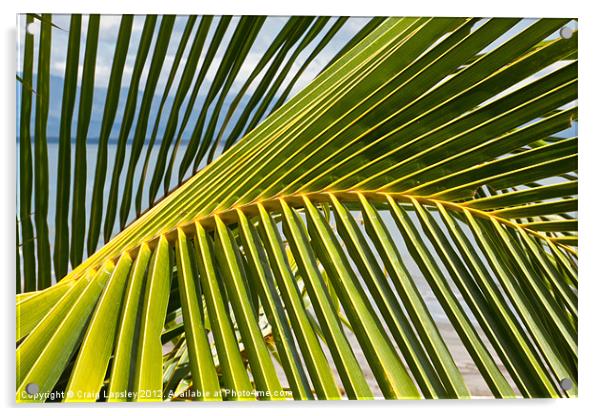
[
  {"left": 18, "top": 15, "right": 377, "bottom": 286},
  {"left": 16, "top": 15, "right": 577, "bottom": 401}
]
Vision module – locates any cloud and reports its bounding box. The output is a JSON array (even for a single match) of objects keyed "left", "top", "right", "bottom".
[{"left": 18, "top": 14, "right": 377, "bottom": 139}]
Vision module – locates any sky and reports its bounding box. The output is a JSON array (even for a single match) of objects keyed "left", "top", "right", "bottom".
[
  {"left": 18, "top": 15, "right": 370, "bottom": 91},
  {"left": 16, "top": 15, "right": 577, "bottom": 142},
  {"left": 16, "top": 15, "right": 371, "bottom": 139}
]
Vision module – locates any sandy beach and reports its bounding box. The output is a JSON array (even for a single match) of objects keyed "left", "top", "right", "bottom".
[{"left": 341, "top": 320, "right": 517, "bottom": 399}]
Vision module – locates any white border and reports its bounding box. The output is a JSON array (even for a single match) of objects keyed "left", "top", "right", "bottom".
[{"left": 2, "top": 1, "right": 601, "bottom": 415}]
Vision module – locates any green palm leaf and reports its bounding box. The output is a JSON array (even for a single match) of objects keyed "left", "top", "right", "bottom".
[{"left": 16, "top": 15, "right": 577, "bottom": 401}]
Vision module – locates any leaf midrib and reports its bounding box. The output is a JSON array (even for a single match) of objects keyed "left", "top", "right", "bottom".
[{"left": 61, "top": 189, "right": 576, "bottom": 284}]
